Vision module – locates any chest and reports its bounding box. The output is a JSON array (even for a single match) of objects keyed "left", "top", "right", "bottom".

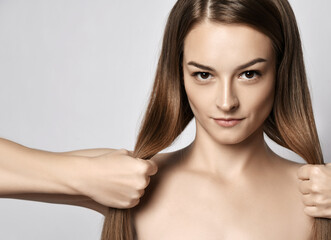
[{"left": 133, "top": 173, "right": 312, "bottom": 240}]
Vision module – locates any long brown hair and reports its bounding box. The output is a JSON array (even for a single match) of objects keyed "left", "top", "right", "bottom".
[{"left": 101, "top": 0, "right": 330, "bottom": 239}]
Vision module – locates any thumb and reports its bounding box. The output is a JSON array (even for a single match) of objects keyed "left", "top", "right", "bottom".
[
  {"left": 145, "top": 160, "right": 158, "bottom": 176},
  {"left": 297, "top": 164, "right": 312, "bottom": 180}
]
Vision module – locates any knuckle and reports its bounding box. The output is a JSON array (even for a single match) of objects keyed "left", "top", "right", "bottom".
[
  {"left": 299, "top": 164, "right": 310, "bottom": 173},
  {"left": 127, "top": 198, "right": 140, "bottom": 208},
  {"left": 136, "top": 161, "right": 150, "bottom": 175},
  {"left": 120, "top": 200, "right": 131, "bottom": 208},
  {"left": 311, "top": 183, "right": 320, "bottom": 193},
  {"left": 138, "top": 189, "right": 145, "bottom": 198},
  {"left": 132, "top": 189, "right": 145, "bottom": 199},
  {"left": 136, "top": 177, "right": 149, "bottom": 190},
  {"left": 118, "top": 148, "right": 129, "bottom": 155},
  {"left": 315, "top": 195, "right": 325, "bottom": 205},
  {"left": 118, "top": 196, "right": 139, "bottom": 208},
  {"left": 297, "top": 164, "right": 310, "bottom": 179},
  {"left": 118, "top": 201, "right": 130, "bottom": 209},
  {"left": 304, "top": 206, "right": 316, "bottom": 217},
  {"left": 130, "top": 191, "right": 141, "bottom": 200},
  {"left": 310, "top": 166, "right": 322, "bottom": 177}
]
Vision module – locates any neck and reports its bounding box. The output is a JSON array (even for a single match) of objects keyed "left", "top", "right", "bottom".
[{"left": 182, "top": 123, "right": 274, "bottom": 179}]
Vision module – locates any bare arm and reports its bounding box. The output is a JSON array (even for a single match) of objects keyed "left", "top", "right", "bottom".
[
  {"left": 62, "top": 148, "right": 116, "bottom": 157},
  {"left": 0, "top": 138, "right": 85, "bottom": 196},
  {"left": 0, "top": 138, "right": 115, "bottom": 214},
  {"left": 0, "top": 138, "right": 157, "bottom": 215}
]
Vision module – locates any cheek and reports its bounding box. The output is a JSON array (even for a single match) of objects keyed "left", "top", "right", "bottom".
[
  {"left": 242, "top": 79, "right": 275, "bottom": 119},
  {"left": 183, "top": 78, "right": 213, "bottom": 116},
  {"left": 184, "top": 84, "right": 200, "bottom": 115}
]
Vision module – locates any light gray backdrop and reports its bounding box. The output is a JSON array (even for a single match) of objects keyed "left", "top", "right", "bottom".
[{"left": 0, "top": 0, "right": 330, "bottom": 239}]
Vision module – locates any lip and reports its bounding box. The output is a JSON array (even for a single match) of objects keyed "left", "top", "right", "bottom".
[{"left": 213, "top": 118, "right": 245, "bottom": 127}]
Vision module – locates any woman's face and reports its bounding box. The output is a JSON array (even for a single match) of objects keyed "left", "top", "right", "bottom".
[{"left": 182, "top": 21, "right": 276, "bottom": 145}]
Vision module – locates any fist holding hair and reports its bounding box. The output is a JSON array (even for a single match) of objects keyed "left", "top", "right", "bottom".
[
  {"left": 0, "top": 138, "right": 158, "bottom": 215},
  {"left": 78, "top": 149, "right": 158, "bottom": 209},
  {"left": 298, "top": 163, "right": 331, "bottom": 218}
]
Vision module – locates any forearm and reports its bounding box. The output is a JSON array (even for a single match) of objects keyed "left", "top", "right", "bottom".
[
  {"left": 61, "top": 148, "right": 115, "bottom": 157},
  {"left": 0, "top": 140, "right": 142, "bottom": 212},
  {"left": 0, "top": 138, "right": 84, "bottom": 196}
]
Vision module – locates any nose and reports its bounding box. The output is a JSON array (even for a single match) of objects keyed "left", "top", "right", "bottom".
[{"left": 216, "top": 79, "right": 239, "bottom": 112}]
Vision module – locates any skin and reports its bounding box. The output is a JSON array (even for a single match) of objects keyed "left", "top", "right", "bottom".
[
  {"left": 133, "top": 21, "right": 313, "bottom": 240},
  {"left": 0, "top": 138, "right": 157, "bottom": 214},
  {"left": 298, "top": 163, "right": 331, "bottom": 218}
]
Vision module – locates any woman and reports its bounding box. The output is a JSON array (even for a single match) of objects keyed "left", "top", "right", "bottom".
[
  {"left": 101, "top": 0, "right": 331, "bottom": 239},
  {"left": 1, "top": 0, "right": 330, "bottom": 238}
]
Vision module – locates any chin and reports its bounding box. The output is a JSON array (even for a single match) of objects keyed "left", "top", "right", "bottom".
[
  {"left": 211, "top": 127, "right": 262, "bottom": 146},
  {"left": 212, "top": 134, "right": 248, "bottom": 145}
]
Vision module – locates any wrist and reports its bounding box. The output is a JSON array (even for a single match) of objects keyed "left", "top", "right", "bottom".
[
  {"left": 42, "top": 154, "right": 91, "bottom": 196},
  {"left": 61, "top": 155, "right": 93, "bottom": 196}
]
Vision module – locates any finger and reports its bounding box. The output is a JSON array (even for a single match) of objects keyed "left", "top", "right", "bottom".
[
  {"left": 124, "top": 198, "right": 140, "bottom": 209},
  {"left": 303, "top": 206, "right": 320, "bottom": 217},
  {"left": 138, "top": 189, "right": 145, "bottom": 198},
  {"left": 145, "top": 160, "right": 158, "bottom": 176},
  {"left": 142, "top": 176, "right": 151, "bottom": 188},
  {"left": 298, "top": 180, "right": 312, "bottom": 194},
  {"left": 302, "top": 194, "right": 316, "bottom": 206},
  {"left": 297, "top": 164, "right": 313, "bottom": 180},
  {"left": 303, "top": 206, "right": 331, "bottom": 218},
  {"left": 118, "top": 148, "right": 130, "bottom": 155}
]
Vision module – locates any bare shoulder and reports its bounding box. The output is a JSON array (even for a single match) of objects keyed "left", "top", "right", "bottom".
[
  {"left": 132, "top": 148, "right": 185, "bottom": 212},
  {"left": 149, "top": 149, "right": 183, "bottom": 171},
  {"left": 268, "top": 153, "right": 313, "bottom": 238},
  {"left": 270, "top": 153, "right": 305, "bottom": 181},
  {"left": 267, "top": 153, "right": 306, "bottom": 198}
]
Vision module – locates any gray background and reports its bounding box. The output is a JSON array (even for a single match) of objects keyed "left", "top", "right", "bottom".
[{"left": 0, "top": 0, "right": 330, "bottom": 239}]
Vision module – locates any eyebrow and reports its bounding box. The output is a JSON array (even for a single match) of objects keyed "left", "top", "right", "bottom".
[{"left": 187, "top": 58, "right": 267, "bottom": 72}]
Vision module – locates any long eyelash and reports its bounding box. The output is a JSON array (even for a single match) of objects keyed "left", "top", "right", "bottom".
[
  {"left": 191, "top": 72, "right": 198, "bottom": 76},
  {"left": 252, "top": 70, "right": 261, "bottom": 76},
  {"left": 241, "top": 70, "right": 261, "bottom": 77},
  {"left": 190, "top": 70, "right": 261, "bottom": 80},
  {"left": 192, "top": 71, "right": 261, "bottom": 76},
  {"left": 191, "top": 71, "right": 210, "bottom": 77},
  {"left": 239, "top": 70, "right": 262, "bottom": 81}
]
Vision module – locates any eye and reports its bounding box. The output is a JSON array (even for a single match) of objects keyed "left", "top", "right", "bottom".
[
  {"left": 239, "top": 70, "right": 261, "bottom": 81},
  {"left": 192, "top": 72, "right": 213, "bottom": 81}
]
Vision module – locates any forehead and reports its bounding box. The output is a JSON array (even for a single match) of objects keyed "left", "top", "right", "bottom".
[{"left": 183, "top": 21, "right": 274, "bottom": 67}]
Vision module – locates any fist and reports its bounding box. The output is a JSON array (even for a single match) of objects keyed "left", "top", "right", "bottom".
[
  {"left": 297, "top": 163, "right": 331, "bottom": 218},
  {"left": 77, "top": 149, "right": 158, "bottom": 209}
]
